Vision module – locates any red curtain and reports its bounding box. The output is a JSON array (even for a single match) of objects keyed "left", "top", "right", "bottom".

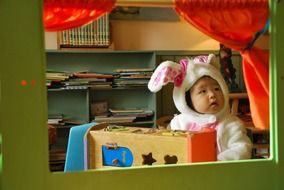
[
  {"left": 175, "top": 0, "right": 269, "bottom": 129},
  {"left": 44, "top": 0, "right": 116, "bottom": 31}
]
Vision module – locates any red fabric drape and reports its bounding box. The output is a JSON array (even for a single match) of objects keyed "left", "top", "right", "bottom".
[
  {"left": 44, "top": 0, "right": 116, "bottom": 31},
  {"left": 175, "top": 0, "right": 269, "bottom": 129},
  {"left": 242, "top": 49, "right": 269, "bottom": 129}
]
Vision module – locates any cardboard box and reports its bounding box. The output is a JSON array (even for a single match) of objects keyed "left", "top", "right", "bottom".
[{"left": 85, "top": 123, "right": 216, "bottom": 169}]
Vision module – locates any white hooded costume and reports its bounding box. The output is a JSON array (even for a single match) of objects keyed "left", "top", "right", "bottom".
[{"left": 148, "top": 54, "right": 252, "bottom": 161}]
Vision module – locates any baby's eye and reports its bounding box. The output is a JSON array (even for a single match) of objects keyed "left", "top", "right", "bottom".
[
  {"left": 198, "top": 90, "right": 206, "bottom": 94},
  {"left": 214, "top": 87, "right": 220, "bottom": 91}
]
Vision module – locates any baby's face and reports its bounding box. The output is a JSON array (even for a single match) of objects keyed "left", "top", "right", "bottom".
[{"left": 189, "top": 76, "right": 224, "bottom": 114}]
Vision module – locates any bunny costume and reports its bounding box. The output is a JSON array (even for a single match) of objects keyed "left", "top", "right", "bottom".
[{"left": 148, "top": 54, "right": 252, "bottom": 161}]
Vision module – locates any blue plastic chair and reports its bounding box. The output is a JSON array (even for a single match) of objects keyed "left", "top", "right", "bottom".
[{"left": 64, "top": 122, "right": 96, "bottom": 172}]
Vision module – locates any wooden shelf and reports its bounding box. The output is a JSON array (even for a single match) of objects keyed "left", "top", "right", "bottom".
[
  {"left": 229, "top": 92, "right": 249, "bottom": 115},
  {"left": 58, "top": 42, "right": 115, "bottom": 52},
  {"left": 46, "top": 50, "right": 157, "bottom": 152}
]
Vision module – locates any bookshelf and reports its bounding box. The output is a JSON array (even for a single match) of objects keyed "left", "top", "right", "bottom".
[{"left": 46, "top": 50, "right": 157, "bottom": 153}]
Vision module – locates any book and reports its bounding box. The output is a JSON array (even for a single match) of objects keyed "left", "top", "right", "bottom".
[
  {"left": 109, "top": 108, "right": 144, "bottom": 114},
  {"left": 73, "top": 72, "right": 113, "bottom": 79},
  {"left": 58, "top": 14, "right": 111, "bottom": 48},
  {"left": 115, "top": 68, "right": 153, "bottom": 73},
  {"left": 93, "top": 116, "right": 136, "bottom": 124},
  {"left": 48, "top": 118, "right": 64, "bottom": 125}
]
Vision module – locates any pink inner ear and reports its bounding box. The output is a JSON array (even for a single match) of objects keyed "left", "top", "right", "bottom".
[
  {"left": 194, "top": 56, "right": 209, "bottom": 64},
  {"left": 179, "top": 59, "right": 189, "bottom": 71},
  {"left": 153, "top": 71, "right": 163, "bottom": 86},
  {"left": 152, "top": 59, "right": 191, "bottom": 88},
  {"left": 153, "top": 67, "right": 171, "bottom": 86}
]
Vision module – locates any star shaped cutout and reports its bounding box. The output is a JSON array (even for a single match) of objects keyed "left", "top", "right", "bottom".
[{"left": 142, "top": 152, "right": 156, "bottom": 165}]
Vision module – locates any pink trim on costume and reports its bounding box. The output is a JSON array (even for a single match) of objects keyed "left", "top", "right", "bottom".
[
  {"left": 186, "top": 122, "right": 202, "bottom": 131},
  {"left": 206, "top": 122, "right": 218, "bottom": 130},
  {"left": 186, "top": 121, "right": 218, "bottom": 131}
]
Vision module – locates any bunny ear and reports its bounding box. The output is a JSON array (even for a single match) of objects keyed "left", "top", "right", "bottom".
[
  {"left": 193, "top": 54, "right": 216, "bottom": 64},
  {"left": 148, "top": 61, "right": 183, "bottom": 92}
]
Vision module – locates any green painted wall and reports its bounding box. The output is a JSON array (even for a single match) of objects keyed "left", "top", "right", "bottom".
[{"left": 0, "top": 0, "right": 283, "bottom": 190}]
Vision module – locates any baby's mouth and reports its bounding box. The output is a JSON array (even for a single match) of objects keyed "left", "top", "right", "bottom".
[{"left": 210, "top": 102, "right": 218, "bottom": 107}]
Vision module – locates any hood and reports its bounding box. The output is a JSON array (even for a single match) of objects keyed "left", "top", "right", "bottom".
[{"left": 148, "top": 54, "right": 230, "bottom": 123}]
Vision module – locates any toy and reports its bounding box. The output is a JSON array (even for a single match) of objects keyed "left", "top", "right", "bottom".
[{"left": 85, "top": 123, "right": 216, "bottom": 169}]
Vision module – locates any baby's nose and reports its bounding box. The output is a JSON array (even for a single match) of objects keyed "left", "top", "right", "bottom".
[{"left": 208, "top": 91, "right": 216, "bottom": 98}]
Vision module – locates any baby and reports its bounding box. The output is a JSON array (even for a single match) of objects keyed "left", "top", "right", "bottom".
[{"left": 148, "top": 54, "right": 252, "bottom": 161}]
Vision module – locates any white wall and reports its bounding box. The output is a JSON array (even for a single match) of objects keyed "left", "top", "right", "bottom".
[
  {"left": 110, "top": 19, "right": 219, "bottom": 50},
  {"left": 44, "top": 19, "right": 220, "bottom": 51}
]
